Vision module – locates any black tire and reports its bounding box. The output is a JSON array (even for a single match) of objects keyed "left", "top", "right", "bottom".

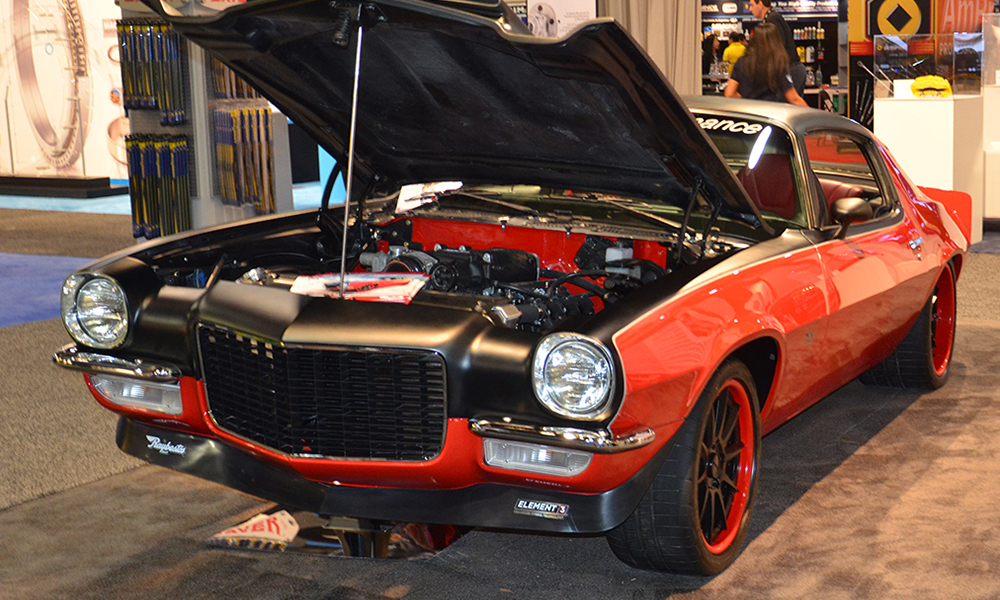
[
  {"left": 606, "top": 360, "right": 761, "bottom": 574},
  {"left": 859, "top": 262, "right": 957, "bottom": 389}
]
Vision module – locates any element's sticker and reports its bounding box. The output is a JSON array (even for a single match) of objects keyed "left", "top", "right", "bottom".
[{"left": 514, "top": 499, "right": 569, "bottom": 520}]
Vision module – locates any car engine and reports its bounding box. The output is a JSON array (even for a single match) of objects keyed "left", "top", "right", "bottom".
[{"left": 229, "top": 235, "right": 666, "bottom": 333}]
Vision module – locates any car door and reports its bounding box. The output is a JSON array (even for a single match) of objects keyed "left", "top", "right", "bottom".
[
  {"left": 692, "top": 112, "right": 835, "bottom": 427},
  {"left": 801, "top": 130, "right": 934, "bottom": 396}
]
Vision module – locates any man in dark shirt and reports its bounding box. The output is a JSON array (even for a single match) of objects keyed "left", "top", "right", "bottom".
[{"left": 749, "top": 0, "right": 806, "bottom": 96}]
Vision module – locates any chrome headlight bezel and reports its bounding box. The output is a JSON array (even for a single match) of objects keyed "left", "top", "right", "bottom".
[
  {"left": 531, "top": 332, "right": 616, "bottom": 421},
  {"left": 61, "top": 273, "right": 130, "bottom": 349}
]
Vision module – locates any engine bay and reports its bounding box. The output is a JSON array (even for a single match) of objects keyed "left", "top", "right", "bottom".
[
  {"left": 235, "top": 238, "right": 668, "bottom": 332},
  {"left": 153, "top": 213, "right": 745, "bottom": 333}
]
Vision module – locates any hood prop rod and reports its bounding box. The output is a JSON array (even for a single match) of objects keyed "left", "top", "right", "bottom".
[
  {"left": 338, "top": 14, "right": 364, "bottom": 299},
  {"left": 699, "top": 201, "right": 722, "bottom": 259},
  {"left": 673, "top": 178, "right": 702, "bottom": 268}
]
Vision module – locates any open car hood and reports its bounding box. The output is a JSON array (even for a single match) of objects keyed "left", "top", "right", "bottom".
[{"left": 141, "top": 0, "right": 766, "bottom": 228}]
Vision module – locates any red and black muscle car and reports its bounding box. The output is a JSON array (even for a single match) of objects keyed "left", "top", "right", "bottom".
[{"left": 54, "top": 0, "right": 968, "bottom": 574}]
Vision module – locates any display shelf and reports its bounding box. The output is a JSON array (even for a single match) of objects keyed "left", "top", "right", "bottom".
[
  {"left": 873, "top": 33, "right": 984, "bottom": 98},
  {"left": 118, "top": 6, "right": 291, "bottom": 238},
  {"left": 790, "top": 20, "right": 839, "bottom": 89},
  {"left": 803, "top": 87, "right": 847, "bottom": 113},
  {"left": 838, "top": 22, "right": 848, "bottom": 89},
  {"left": 702, "top": 18, "right": 842, "bottom": 91},
  {"left": 194, "top": 46, "right": 292, "bottom": 229},
  {"left": 0, "top": 176, "right": 127, "bottom": 198}
]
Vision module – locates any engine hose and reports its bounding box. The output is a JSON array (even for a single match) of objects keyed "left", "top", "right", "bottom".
[
  {"left": 539, "top": 269, "right": 607, "bottom": 297},
  {"left": 561, "top": 277, "right": 605, "bottom": 298}
]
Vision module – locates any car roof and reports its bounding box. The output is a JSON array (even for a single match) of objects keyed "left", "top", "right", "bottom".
[{"left": 683, "top": 96, "right": 874, "bottom": 139}]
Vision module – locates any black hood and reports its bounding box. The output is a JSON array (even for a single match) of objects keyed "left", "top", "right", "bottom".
[{"left": 141, "top": 0, "right": 765, "bottom": 228}]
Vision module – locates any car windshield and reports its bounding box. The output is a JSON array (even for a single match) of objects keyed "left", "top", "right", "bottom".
[
  {"left": 370, "top": 183, "right": 767, "bottom": 243},
  {"left": 693, "top": 113, "right": 806, "bottom": 229}
]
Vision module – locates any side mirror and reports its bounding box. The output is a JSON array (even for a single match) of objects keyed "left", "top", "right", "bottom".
[{"left": 829, "top": 197, "right": 873, "bottom": 239}]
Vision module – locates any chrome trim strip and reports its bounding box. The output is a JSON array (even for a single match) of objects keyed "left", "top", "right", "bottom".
[
  {"left": 469, "top": 420, "right": 654, "bottom": 454},
  {"left": 52, "top": 344, "right": 180, "bottom": 384}
]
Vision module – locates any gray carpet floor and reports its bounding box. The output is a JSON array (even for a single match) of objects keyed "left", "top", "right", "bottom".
[
  {"left": 2, "top": 323, "right": 998, "bottom": 600},
  {"left": 0, "top": 208, "right": 135, "bottom": 258},
  {"left": 1, "top": 208, "right": 999, "bottom": 599}
]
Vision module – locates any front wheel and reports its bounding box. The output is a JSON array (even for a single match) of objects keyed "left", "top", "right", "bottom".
[
  {"left": 860, "top": 262, "right": 957, "bottom": 389},
  {"left": 607, "top": 360, "right": 761, "bottom": 574}
]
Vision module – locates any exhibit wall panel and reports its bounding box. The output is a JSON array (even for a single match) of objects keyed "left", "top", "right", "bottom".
[
  {"left": 0, "top": 0, "right": 128, "bottom": 180},
  {"left": 599, "top": 0, "right": 699, "bottom": 95},
  {"left": 874, "top": 95, "right": 985, "bottom": 243},
  {"left": 986, "top": 149, "right": 1000, "bottom": 219},
  {"left": 526, "top": 0, "right": 596, "bottom": 37},
  {"left": 983, "top": 86, "right": 1000, "bottom": 219}
]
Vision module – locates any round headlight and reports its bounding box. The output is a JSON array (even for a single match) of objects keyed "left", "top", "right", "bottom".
[
  {"left": 532, "top": 332, "right": 615, "bottom": 420},
  {"left": 62, "top": 274, "right": 129, "bottom": 349}
]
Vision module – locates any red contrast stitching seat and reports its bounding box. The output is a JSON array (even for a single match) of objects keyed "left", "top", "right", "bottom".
[
  {"left": 736, "top": 154, "right": 796, "bottom": 220},
  {"left": 819, "top": 179, "right": 865, "bottom": 207}
]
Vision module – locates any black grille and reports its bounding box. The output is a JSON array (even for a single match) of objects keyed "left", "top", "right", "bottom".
[{"left": 197, "top": 324, "right": 446, "bottom": 461}]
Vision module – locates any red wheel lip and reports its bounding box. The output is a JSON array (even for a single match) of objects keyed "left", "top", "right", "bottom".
[
  {"left": 931, "top": 267, "right": 956, "bottom": 377},
  {"left": 703, "top": 380, "right": 755, "bottom": 555}
]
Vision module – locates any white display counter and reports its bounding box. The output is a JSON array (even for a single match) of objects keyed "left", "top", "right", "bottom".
[
  {"left": 985, "top": 86, "right": 1000, "bottom": 221},
  {"left": 986, "top": 146, "right": 1000, "bottom": 221},
  {"left": 874, "top": 95, "right": 984, "bottom": 244}
]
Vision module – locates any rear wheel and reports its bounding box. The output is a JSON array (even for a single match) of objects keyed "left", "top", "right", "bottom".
[
  {"left": 607, "top": 360, "right": 760, "bottom": 574},
  {"left": 860, "top": 262, "right": 956, "bottom": 389}
]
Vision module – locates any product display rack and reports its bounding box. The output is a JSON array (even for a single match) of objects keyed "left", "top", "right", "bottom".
[
  {"left": 208, "top": 56, "right": 280, "bottom": 217},
  {"left": 787, "top": 19, "right": 846, "bottom": 113},
  {"left": 118, "top": 17, "right": 192, "bottom": 237},
  {"left": 118, "top": 3, "right": 291, "bottom": 238},
  {"left": 791, "top": 20, "right": 838, "bottom": 88}
]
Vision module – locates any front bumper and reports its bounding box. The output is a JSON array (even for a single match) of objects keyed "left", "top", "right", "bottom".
[{"left": 119, "top": 417, "right": 674, "bottom": 534}]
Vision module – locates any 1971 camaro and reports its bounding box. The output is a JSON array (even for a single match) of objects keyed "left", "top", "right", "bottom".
[{"left": 54, "top": 0, "right": 969, "bottom": 574}]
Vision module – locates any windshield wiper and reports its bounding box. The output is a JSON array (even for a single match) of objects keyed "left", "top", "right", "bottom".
[
  {"left": 581, "top": 194, "right": 682, "bottom": 231},
  {"left": 437, "top": 191, "right": 541, "bottom": 218}
]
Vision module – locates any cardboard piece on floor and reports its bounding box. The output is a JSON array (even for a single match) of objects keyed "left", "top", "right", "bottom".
[{"left": 207, "top": 507, "right": 465, "bottom": 559}]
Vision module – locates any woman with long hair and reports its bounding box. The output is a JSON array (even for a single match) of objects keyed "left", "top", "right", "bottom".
[
  {"left": 702, "top": 33, "right": 720, "bottom": 75},
  {"left": 724, "top": 23, "right": 807, "bottom": 106}
]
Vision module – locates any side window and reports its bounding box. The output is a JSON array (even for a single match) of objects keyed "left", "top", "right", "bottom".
[{"left": 804, "top": 131, "right": 896, "bottom": 225}]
